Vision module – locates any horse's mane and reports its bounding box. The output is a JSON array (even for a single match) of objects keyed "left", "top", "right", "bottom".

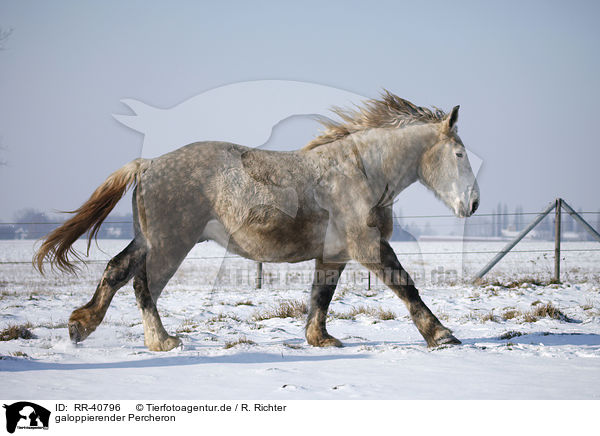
[{"left": 303, "top": 90, "right": 447, "bottom": 150}]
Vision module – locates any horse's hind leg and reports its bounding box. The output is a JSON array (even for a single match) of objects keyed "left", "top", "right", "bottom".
[
  {"left": 305, "top": 259, "right": 346, "bottom": 347},
  {"left": 133, "top": 262, "right": 181, "bottom": 351},
  {"left": 69, "top": 239, "right": 146, "bottom": 343}
]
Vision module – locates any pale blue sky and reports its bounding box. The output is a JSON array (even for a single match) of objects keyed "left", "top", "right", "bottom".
[{"left": 0, "top": 0, "right": 599, "bottom": 221}]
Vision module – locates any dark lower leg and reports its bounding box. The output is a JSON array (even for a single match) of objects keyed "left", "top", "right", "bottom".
[
  {"left": 306, "top": 260, "right": 345, "bottom": 347},
  {"left": 69, "top": 240, "right": 145, "bottom": 343},
  {"left": 133, "top": 264, "right": 181, "bottom": 351},
  {"left": 365, "top": 240, "right": 460, "bottom": 347}
]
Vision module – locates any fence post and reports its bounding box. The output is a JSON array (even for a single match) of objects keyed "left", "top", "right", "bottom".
[
  {"left": 256, "top": 262, "right": 263, "bottom": 289},
  {"left": 475, "top": 201, "right": 556, "bottom": 279},
  {"left": 554, "top": 198, "right": 562, "bottom": 282},
  {"left": 367, "top": 271, "right": 371, "bottom": 290},
  {"left": 561, "top": 200, "right": 600, "bottom": 243}
]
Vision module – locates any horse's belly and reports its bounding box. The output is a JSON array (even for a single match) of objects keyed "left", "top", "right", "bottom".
[{"left": 201, "top": 215, "right": 325, "bottom": 263}]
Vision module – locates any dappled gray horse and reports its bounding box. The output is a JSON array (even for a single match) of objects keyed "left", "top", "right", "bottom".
[{"left": 35, "top": 91, "right": 479, "bottom": 351}]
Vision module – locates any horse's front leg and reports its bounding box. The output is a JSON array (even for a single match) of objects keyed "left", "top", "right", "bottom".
[
  {"left": 354, "top": 238, "right": 460, "bottom": 347},
  {"left": 305, "top": 259, "right": 346, "bottom": 347}
]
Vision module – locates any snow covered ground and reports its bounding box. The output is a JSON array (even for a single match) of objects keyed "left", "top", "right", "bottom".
[{"left": 1, "top": 239, "right": 599, "bottom": 399}]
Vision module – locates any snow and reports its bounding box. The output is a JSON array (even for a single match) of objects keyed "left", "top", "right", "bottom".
[{"left": 1, "top": 239, "right": 599, "bottom": 399}]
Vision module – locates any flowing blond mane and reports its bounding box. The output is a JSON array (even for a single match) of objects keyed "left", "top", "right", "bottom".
[{"left": 303, "top": 90, "right": 447, "bottom": 150}]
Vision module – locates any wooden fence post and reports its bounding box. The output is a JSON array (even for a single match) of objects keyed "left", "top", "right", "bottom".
[
  {"left": 256, "top": 262, "right": 263, "bottom": 289},
  {"left": 554, "top": 198, "right": 562, "bottom": 282},
  {"left": 475, "top": 201, "right": 556, "bottom": 279}
]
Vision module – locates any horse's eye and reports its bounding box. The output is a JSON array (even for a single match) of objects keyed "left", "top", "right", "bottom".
[{"left": 455, "top": 152, "right": 464, "bottom": 158}]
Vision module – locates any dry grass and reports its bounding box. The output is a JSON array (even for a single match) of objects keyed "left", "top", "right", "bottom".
[
  {"left": 10, "top": 351, "right": 29, "bottom": 357},
  {"left": 332, "top": 287, "right": 349, "bottom": 301},
  {"left": 498, "top": 331, "right": 523, "bottom": 340},
  {"left": 501, "top": 309, "right": 520, "bottom": 320},
  {"left": 330, "top": 305, "right": 396, "bottom": 321},
  {"left": 176, "top": 318, "right": 199, "bottom": 333},
  {"left": 481, "top": 302, "right": 575, "bottom": 323},
  {"left": 206, "top": 313, "right": 242, "bottom": 324},
  {"left": 0, "top": 290, "right": 18, "bottom": 300},
  {"left": 524, "top": 302, "right": 572, "bottom": 323},
  {"left": 0, "top": 323, "right": 35, "bottom": 341},
  {"left": 483, "top": 277, "right": 546, "bottom": 289},
  {"left": 235, "top": 300, "right": 254, "bottom": 306},
  {"left": 330, "top": 311, "right": 355, "bottom": 320},
  {"left": 459, "top": 311, "right": 480, "bottom": 323},
  {"left": 283, "top": 342, "right": 302, "bottom": 349},
  {"left": 252, "top": 300, "right": 308, "bottom": 321},
  {"left": 37, "top": 321, "right": 68, "bottom": 329},
  {"left": 223, "top": 336, "right": 256, "bottom": 349},
  {"left": 480, "top": 311, "right": 500, "bottom": 322},
  {"left": 436, "top": 310, "right": 450, "bottom": 321},
  {"left": 480, "top": 302, "right": 574, "bottom": 324},
  {"left": 581, "top": 299, "right": 595, "bottom": 311}
]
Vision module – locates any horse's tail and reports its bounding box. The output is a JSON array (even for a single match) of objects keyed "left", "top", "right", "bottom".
[{"left": 34, "top": 158, "right": 148, "bottom": 274}]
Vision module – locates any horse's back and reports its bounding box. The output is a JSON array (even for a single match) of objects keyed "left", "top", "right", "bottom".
[{"left": 136, "top": 141, "right": 328, "bottom": 262}]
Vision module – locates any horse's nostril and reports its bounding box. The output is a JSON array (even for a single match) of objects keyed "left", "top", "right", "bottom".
[{"left": 471, "top": 200, "right": 479, "bottom": 214}]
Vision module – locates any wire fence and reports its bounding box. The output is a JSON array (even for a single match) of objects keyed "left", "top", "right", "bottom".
[
  {"left": 2, "top": 247, "right": 600, "bottom": 266},
  {"left": 2, "top": 211, "right": 600, "bottom": 225},
  {"left": 1, "top": 210, "right": 600, "bottom": 267}
]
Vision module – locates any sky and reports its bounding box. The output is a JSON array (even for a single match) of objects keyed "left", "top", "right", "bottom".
[{"left": 0, "top": 0, "right": 599, "bottom": 223}]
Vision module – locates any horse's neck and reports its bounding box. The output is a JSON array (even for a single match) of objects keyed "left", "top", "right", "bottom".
[{"left": 344, "top": 124, "right": 439, "bottom": 197}]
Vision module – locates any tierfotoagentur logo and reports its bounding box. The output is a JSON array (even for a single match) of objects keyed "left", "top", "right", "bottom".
[
  {"left": 113, "top": 79, "right": 483, "bottom": 289},
  {"left": 3, "top": 402, "right": 50, "bottom": 433}
]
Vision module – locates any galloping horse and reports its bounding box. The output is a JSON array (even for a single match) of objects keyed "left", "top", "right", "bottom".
[{"left": 35, "top": 91, "right": 479, "bottom": 351}]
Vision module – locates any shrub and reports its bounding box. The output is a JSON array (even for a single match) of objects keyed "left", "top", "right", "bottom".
[
  {"left": 498, "top": 331, "right": 523, "bottom": 340},
  {"left": 524, "top": 302, "right": 572, "bottom": 323},
  {"left": 330, "top": 305, "right": 396, "bottom": 321},
  {"left": 252, "top": 300, "right": 308, "bottom": 321},
  {"left": 223, "top": 336, "right": 256, "bottom": 349},
  {"left": 0, "top": 323, "right": 34, "bottom": 341}
]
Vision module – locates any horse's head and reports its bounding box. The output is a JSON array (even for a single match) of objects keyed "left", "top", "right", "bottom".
[{"left": 418, "top": 105, "right": 480, "bottom": 218}]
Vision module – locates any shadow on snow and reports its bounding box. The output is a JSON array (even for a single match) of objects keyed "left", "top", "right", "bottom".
[{"left": 0, "top": 351, "right": 368, "bottom": 372}]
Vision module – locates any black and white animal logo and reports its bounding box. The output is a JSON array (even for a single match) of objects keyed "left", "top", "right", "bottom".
[{"left": 3, "top": 402, "right": 50, "bottom": 434}]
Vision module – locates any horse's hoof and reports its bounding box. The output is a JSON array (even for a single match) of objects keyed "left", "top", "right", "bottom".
[
  {"left": 429, "top": 333, "right": 461, "bottom": 348},
  {"left": 148, "top": 336, "right": 182, "bottom": 352},
  {"left": 68, "top": 321, "right": 84, "bottom": 343},
  {"left": 307, "top": 335, "right": 343, "bottom": 348},
  {"left": 322, "top": 337, "right": 343, "bottom": 348},
  {"left": 438, "top": 335, "right": 461, "bottom": 345}
]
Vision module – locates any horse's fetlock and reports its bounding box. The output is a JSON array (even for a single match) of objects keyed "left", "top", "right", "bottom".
[
  {"left": 306, "top": 322, "right": 342, "bottom": 347},
  {"left": 68, "top": 306, "right": 103, "bottom": 343},
  {"left": 147, "top": 335, "right": 182, "bottom": 352}
]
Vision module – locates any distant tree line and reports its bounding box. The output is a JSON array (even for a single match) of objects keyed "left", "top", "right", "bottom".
[
  {"left": 0, "top": 209, "right": 134, "bottom": 240},
  {"left": 2, "top": 205, "right": 599, "bottom": 242},
  {"left": 479, "top": 203, "right": 598, "bottom": 240},
  {"left": 391, "top": 204, "right": 600, "bottom": 241}
]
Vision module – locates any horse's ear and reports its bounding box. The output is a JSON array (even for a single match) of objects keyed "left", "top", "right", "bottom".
[{"left": 445, "top": 105, "right": 460, "bottom": 131}]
